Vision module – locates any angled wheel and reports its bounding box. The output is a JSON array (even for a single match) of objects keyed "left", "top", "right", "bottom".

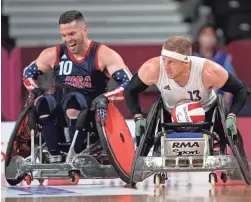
[
  {"left": 95, "top": 103, "right": 135, "bottom": 184},
  {"left": 130, "top": 97, "right": 163, "bottom": 185},
  {"left": 5, "top": 101, "right": 37, "bottom": 186},
  {"left": 227, "top": 130, "right": 251, "bottom": 184},
  {"left": 217, "top": 96, "right": 251, "bottom": 184}
]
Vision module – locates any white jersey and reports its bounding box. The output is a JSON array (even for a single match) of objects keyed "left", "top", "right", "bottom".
[{"left": 156, "top": 56, "right": 217, "bottom": 113}]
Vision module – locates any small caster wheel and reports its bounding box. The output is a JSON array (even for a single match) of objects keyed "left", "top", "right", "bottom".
[
  {"left": 38, "top": 179, "right": 44, "bottom": 185},
  {"left": 25, "top": 175, "right": 32, "bottom": 185},
  {"left": 154, "top": 174, "right": 161, "bottom": 187},
  {"left": 209, "top": 173, "right": 217, "bottom": 186},
  {"left": 130, "top": 181, "right": 136, "bottom": 187},
  {"left": 220, "top": 172, "right": 227, "bottom": 183},
  {"left": 160, "top": 173, "right": 167, "bottom": 184},
  {"left": 70, "top": 173, "right": 80, "bottom": 185}
]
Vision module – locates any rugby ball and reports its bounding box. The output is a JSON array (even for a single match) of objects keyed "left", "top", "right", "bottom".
[{"left": 171, "top": 102, "right": 205, "bottom": 123}]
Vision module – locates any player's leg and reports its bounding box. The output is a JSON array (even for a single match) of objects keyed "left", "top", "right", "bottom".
[
  {"left": 34, "top": 94, "right": 62, "bottom": 162},
  {"left": 61, "top": 92, "right": 89, "bottom": 154},
  {"left": 163, "top": 109, "right": 172, "bottom": 122}
]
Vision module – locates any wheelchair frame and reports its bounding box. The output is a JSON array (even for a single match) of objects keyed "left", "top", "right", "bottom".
[
  {"left": 5, "top": 100, "right": 133, "bottom": 186},
  {"left": 130, "top": 96, "right": 251, "bottom": 186}
]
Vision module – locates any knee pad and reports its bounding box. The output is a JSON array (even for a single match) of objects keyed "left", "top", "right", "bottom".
[{"left": 35, "top": 94, "right": 57, "bottom": 125}]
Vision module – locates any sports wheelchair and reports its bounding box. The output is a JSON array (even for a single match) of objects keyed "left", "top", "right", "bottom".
[
  {"left": 130, "top": 95, "right": 251, "bottom": 187},
  {"left": 5, "top": 98, "right": 135, "bottom": 186}
]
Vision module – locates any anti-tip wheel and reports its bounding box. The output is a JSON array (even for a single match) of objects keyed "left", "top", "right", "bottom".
[
  {"left": 154, "top": 174, "right": 161, "bottom": 187},
  {"left": 209, "top": 173, "right": 217, "bottom": 186},
  {"left": 130, "top": 181, "right": 136, "bottom": 187},
  {"left": 70, "top": 173, "right": 80, "bottom": 185},
  {"left": 220, "top": 172, "right": 228, "bottom": 183},
  {"left": 38, "top": 179, "right": 44, "bottom": 185},
  {"left": 161, "top": 173, "right": 167, "bottom": 184},
  {"left": 25, "top": 175, "right": 32, "bottom": 185}
]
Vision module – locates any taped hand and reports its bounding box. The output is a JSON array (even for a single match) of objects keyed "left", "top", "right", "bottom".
[
  {"left": 91, "top": 94, "right": 109, "bottom": 125},
  {"left": 134, "top": 117, "right": 147, "bottom": 146},
  {"left": 26, "top": 88, "right": 43, "bottom": 105},
  {"left": 226, "top": 113, "right": 237, "bottom": 139}
]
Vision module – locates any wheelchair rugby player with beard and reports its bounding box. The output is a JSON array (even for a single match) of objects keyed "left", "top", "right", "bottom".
[
  {"left": 124, "top": 36, "right": 251, "bottom": 187},
  {"left": 5, "top": 10, "right": 136, "bottom": 186}
]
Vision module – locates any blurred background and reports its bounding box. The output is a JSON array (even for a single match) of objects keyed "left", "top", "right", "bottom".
[{"left": 1, "top": 0, "right": 251, "bottom": 122}]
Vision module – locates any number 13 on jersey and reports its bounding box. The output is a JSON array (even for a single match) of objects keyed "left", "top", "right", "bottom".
[{"left": 188, "top": 90, "right": 201, "bottom": 101}]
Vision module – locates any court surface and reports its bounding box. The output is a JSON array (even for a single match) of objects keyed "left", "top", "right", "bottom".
[{"left": 2, "top": 171, "right": 251, "bottom": 202}]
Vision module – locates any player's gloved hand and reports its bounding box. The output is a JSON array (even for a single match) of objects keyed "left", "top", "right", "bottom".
[
  {"left": 226, "top": 113, "right": 237, "bottom": 139},
  {"left": 91, "top": 94, "right": 109, "bottom": 125},
  {"left": 27, "top": 88, "right": 43, "bottom": 103},
  {"left": 134, "top": 116, "right": 147, "bottom": 147}
]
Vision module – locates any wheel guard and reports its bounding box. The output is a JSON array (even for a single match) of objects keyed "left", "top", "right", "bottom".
[{"left": 95, "top": 103, "right": 135, "bottom": 184}]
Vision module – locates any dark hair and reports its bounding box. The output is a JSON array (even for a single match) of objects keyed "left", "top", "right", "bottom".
[
  {"left": 59, "top": 10, "right": 85, "bottom": 24},
  {"left": 196, "top": 23, "right": 217, "bottom": 39}
]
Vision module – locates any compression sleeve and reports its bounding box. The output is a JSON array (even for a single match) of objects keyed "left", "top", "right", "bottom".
[
  {"left": 23, "top": 61, "right": 44, "bottom": 92},
  {"left": 124, "top": 73, "right": 149, "bottom": 115},
  {"left": 103, "top": 68, "right": 132, "bottom": 101},
  {"left": 220, "top": 72, "right": 250, "bottom": 115}
]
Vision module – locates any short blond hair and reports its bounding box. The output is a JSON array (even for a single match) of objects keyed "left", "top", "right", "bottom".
[{"left": 162, "top": 36, "right": 192, "bottom": 56}]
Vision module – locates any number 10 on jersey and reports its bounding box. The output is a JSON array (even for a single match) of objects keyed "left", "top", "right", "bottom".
[{"left": 59, "top": 61, "right": 73, "bottom": 75}]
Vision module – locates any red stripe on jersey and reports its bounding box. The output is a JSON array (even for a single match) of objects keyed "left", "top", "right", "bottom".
[
  {"left": 67, "top": 40, "right": 94, "bottom": 63},
  {"left": 54, "top": 44, "right": 60, "bottom": 66},
  {"left": 95, "top": 44, "right": 103, "bottom": 71}
]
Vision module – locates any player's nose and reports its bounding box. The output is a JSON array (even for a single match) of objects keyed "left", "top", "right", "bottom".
[
  {"left": 65, "top": 38, "right": 73, "bottom": 45},
  {"left": 164, "top": 66, "right": 170, "bottom": 72},
  {"left": 65, "top": 35, "right": 73, "bottom": 41}
]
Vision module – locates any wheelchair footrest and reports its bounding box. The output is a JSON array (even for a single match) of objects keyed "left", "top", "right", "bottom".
[
  {"left": 134, "top": 155, "right": 241, "bottom": 173},
  {"left": 5, "top": 154, "right": 119, "bottom": 181},
  {"left": 131, "top": 155, "right": 244, "bottom": 183}
]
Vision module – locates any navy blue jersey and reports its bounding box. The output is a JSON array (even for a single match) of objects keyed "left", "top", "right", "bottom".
[{"left": 53, "top": 41, "right": 109, "bottom": 103}]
